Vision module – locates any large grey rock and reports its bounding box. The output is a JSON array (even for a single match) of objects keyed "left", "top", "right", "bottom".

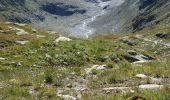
[
  {"left": 120, "top": 38, "right": 136, "bottom": 46},
  {"left": 36, "top": 35, "right": 46, "bottom": 38},
  {"left": 96, "top": 65, "right": 107, "bottom": 70},
  {"left": 0, "top": 57, "right": 6, "bottom": 60},
  {"left": 59, "top": 95, "right": 76, "bottom": 100},
  {"left": 57, "top": 92, "right": 77, "bottom": 100},
  {"left": 103, "top": 87, "right": 134, "bottom": 94},
  {"left": 85, "top": 65, "right": 107, "bottom": 74},
  {"left": 0, "top": 30, "right": 5, "bottom": 33},
  {"left": 124, "top": 53, "right": 154, "bottom": 63},
  {"left": 15, "top": 28, "right": 28, "bottom": 35},
  {"left": 55, "top": 37, "right": 72, "bottom": 43},
  {"left": 32, "top": 29, "right": 37, "bottom": 33},
  {"left": 16, "top": 41, "right": 29, "bottom": 45},
  {"left": 136, "top": 74, "right": 147, "bottom": 79},
  {"left": 138, "top": 84, "right": 163, "bottom": 90},
  {"left": 155, "top": 33, "right": 169, "bottom": 38},
  {"left": 150, "top": 77, "right": 162, "bottom": 83},
  {"left": 127, "top": 50, "right": 137, "bottom": 55},
  {"left": 13, "top": 23, "right": 27, "bottom": 27}
]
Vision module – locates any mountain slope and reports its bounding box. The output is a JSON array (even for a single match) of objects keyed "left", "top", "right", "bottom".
[
  {"left": 0, "top": 0, "right": 124, "bottom": 36},
  {"left": 0, "top": 21, "right": 170, "bottom": 99},
  {"left": 0, "top": 0, "right": 170, "bottom": 99},
  {"left": 0, "top": 0, "right": 170, "bottom": 37},
  {"left": 90, "top": 0, "right": 170, "bottom": 34}
]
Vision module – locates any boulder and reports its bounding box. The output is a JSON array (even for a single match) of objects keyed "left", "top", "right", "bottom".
[
  {"left": 136, "top": 74, "right": 147, "bottom": 79},
  {"left": 120, "top": 38, "right": 136, "bottom": 46},
  {"left": 124, "top": 54, "right": 153, "bottom": 63},
  {"left": 16, "top": 41, "right": 29, "bottom": 45},
  {"left": 66, "top": 83, "right": 72, "bottom": 88},
  {"left": 15, "top": 28, "right": 28, "bottom": 35},
  {"left": 85, "top": 65, "right": 107, "bottom": 74},
  {"left": 103, "top": 87, "right": 134, "bottom": 94},
  {"left": 0, "top": 57, "right": 6, "bottom": 60},
  {"left": 138, "top": 84, "right": 163, "bottom": 90},
  {"left": 96, "top": 65, "right": 107, "bottom": 70},
  {"left": 48, "top": 31, "right": 58, "bottom": 34},
  {"left": 127, "top": 50, "right": 137, "bottom": 55},
  {"left": 5, "top": 22, "right": 13, "bottom": 25},
  {"left": 133, "top": 60, "right": 148, "bottom": 64},
  {"left": 55, "top": 37, "right": 72, "bottom": 43},
  {"left": 155, "top": 33, "right": 169, "bottom": 38},
  {"left": 17, "top": 62, "right": 22, "bottom": 66},
  {"left": 36, "top": 35, "right": 46, "bottom": 38},
  {"left": 13, "top": 23, "right": 27, "bottom": 27},
  {"left": 57, "top": 94, "right": 77, "bottom": 100},
  {"left": 150, "top": 77, "right": 162, "bottom": 82},
  {"left": 124, "top": 55, "right": 140, "bottom": 62},
  {"left": 32, "top": 29, "right": 37, "bottom": 33},
  {"left": 0, "top": 30, "right": 5, "bottom": 33},
  {"left": 57, "top": 90, "right": 77, "bottom": 100}
]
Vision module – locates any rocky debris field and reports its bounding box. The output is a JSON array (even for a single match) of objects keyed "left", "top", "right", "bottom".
[{"left": 0, "top": 21, "right": 170, "bottom": 100}]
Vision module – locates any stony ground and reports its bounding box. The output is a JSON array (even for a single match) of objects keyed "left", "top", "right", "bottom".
[{"left": 0, "top": 21, "right": 170, "bottom": 100}]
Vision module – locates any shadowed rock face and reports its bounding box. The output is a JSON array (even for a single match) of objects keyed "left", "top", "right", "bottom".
[
  {"left": 132, "top": 0, "right": 170, "bottom": 32},
  {"left": 0, "top": 0, "right": 25, "bottom": 10},
  {"left": 89, "top": 0, "right": 170, "bottom": 35},
  {"left": 6, "top": 16, "right": 31, "bottom": 23},
  {"left": 41, "top": 3, "right": 86, "bottom": 16},
  {"left": 139, "top": 0, "right": 155, "bottom": 10},
  {"left": 132, "top": 15, "right": 155, "bottom": 31},
  {"left": 0, "top": 0, "right": 25, "bottom": 5},
  {"left": 84, "top": 0, "right": 99, "bottom": 3}
]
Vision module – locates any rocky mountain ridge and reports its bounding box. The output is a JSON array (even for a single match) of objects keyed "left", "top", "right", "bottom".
[
  {"left": 1, "top": 0, "right": 169, "bottom": 38},
  {"left": 91, "top": 0, "right": 170, "bottom": 34}
]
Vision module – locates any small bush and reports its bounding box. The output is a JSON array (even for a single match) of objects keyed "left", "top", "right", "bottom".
[{"left": 44, "top": 71, "right": 53, "bottom": 84}]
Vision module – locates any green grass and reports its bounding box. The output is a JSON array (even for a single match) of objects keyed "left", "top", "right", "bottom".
[
  {"left": 0, "top": 21, "right": 170, "bottom": 99},
  {"left": 82, "top": 87, "right": 170, "bottom": 100}
]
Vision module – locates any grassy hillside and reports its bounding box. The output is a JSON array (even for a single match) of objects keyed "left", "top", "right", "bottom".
[{"left": 0, "top": 21, "right": 170, "bottom": 99}]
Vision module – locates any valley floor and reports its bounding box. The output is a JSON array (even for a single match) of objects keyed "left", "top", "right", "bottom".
[{"left": 0, "top": 22, "right": 170, "bottom": 100}]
